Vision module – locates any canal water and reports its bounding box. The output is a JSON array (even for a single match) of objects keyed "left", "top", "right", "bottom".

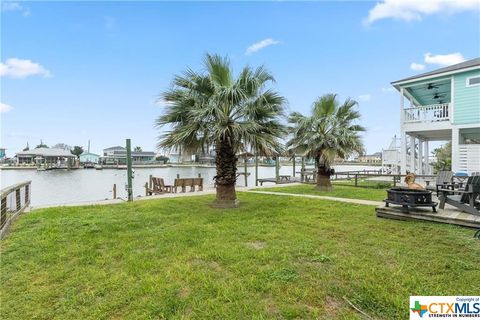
[{"left": 1, "top": 165, "right": 380, "bottom": 207}]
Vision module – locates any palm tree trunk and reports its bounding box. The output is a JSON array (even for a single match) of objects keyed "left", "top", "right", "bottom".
[
  {"left": 213, "top": 138, "right": 238, "bottom": 208},
  {"left": 315, "top": 155, "right": 332, "bottom": 191}
]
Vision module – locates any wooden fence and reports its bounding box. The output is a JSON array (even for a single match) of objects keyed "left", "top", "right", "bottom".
[
  {"left": 1, "top": 181, "right": 31, "bottom": 239},
  {"left": 299, "top": 169, "right": 437, "bottom": 187}
]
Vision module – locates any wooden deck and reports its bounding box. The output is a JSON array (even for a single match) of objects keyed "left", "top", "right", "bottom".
[
  {"left": 376, "top": 204, "right": 480, "bottom": 228},
  {"left": 257, "top": 177, "right": 302, "bottom": 186}
]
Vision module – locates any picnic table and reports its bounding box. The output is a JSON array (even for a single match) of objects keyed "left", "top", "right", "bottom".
[{"left": 279, "top": 175, "right": 291, "bottom": 181}]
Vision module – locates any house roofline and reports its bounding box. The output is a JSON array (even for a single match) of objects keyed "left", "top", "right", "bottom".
[{"left": 391, "top": 65, "right": 480, "bottom": 89}]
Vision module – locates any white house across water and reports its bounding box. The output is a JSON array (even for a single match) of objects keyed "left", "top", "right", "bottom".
[{"left": 392, "top": 58, "right": 480, "bottom": 175}]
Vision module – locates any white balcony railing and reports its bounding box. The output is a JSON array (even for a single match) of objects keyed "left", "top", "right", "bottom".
[{"left": 404, "top": 103, "right": 450, "bottom": 124}]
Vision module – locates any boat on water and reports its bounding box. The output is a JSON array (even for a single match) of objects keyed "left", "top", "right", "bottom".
[{"left": 95, "top": 165, "right": 103, "bottom": 170}]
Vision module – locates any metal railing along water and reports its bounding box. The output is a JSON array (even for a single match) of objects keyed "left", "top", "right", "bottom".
[{"left": 0, "top": 181, "right": 31, "bottom": 239}]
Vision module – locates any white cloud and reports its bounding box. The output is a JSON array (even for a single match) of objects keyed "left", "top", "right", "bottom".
[
  {"left": 358, "top": 94, "right": 371, "bottom": 102},
  {"left": 364, "top": 0, "right": 480, "bottom": 25},
  {"left": 0, "top": 102, "right": 13, "bottom": 113},
  {"left": 1, "top": 2, "right": 30, "bottom": 16},
  {"left": 245, "top": 38, "right": 280, "bottom": 55},
  {"left": 0, "top": 58, "right": 52, "bottom": 79},
  {"left": 424, "top": 52, "right": 465, "bottom": 66},
  {"left": 381, "top": 87, "right": 395, "bottom": 93},
  {"left": 410, "top": 62, "right": 426, "bottom": 71}
]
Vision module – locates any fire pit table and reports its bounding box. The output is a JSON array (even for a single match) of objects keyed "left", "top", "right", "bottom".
[{"left": 385, "top": 187, "right": 438, "bottom": 212}]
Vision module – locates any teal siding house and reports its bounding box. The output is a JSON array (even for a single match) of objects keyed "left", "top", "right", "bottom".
[
  {"left": 391, "top": 58, "right": 480, "bottom": 174},
  {"left": 79, "top": 152, "right": 100, "bottom": 164}
]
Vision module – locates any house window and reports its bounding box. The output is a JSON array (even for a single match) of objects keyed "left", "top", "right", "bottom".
[{"left": 466, "top": 76, "right": 480, "bottom": 87}]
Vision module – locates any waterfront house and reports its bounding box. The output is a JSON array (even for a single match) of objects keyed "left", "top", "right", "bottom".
[
  {"left": 16, "top": 147, "right": 76, "bottom": 167},
  {"left": 100, "top": 146, "right": 155, "bottom": 164},
  {"left": 357, "top": 152, "right": 382, "bottom": 164},
  {"left": 79, "top": 152, "right": 100, "bottom": 164},
  {"left": 392, "top": 58, "right": 480, "bottom": 174}
]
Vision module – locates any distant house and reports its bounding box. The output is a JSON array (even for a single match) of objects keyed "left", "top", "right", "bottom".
[
  {"left": 357, "top": 152, "right": 382, "bottom": 163},
  {"left": 381, "top": 136, "right": 402, "bottom": 174},
  {"left": 79, "top": 152, "right": 100, "bottom": 164},
  {"left": 16, "top": 148, "right": 76, "bottom": 166},
  {"left": 100, "top": 146, "right": 155, "bottom": 164},
  {"left": 0, "top": 148, "right": 5, "bottom": 159}
]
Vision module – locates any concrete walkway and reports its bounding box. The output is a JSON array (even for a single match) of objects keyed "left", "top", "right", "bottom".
[{"left": 245, "top": 190, "right": 382, "bottom": 206}]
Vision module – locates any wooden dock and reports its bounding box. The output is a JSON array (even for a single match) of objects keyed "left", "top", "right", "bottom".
[
  {"left": 376, "top": 205, "right": 480, "bottom": 229},
  {"left": 257, "top": 176, "right": 301, "bottom": 186}
]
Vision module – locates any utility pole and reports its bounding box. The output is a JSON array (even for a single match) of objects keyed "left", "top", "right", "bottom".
[{"left": 126, "top": 139, "right": 133, "bottom": 201}]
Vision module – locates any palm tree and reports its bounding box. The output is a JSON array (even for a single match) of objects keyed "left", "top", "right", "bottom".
[
  {"left": 287, "top": 94, "right": 365, "bottom": 191},
  {"left": 156, "top": 54, "right": 285, "bottom": 207}
]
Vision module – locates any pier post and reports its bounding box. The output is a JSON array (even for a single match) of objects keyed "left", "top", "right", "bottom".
[
  {"left": 275, "top": 156, "right": 280, "bottom": 184},
  {"left": 149, "top": 175, "right": 152, "bottom": 189},
  {"left": 292, "top": 155, "right": 296, "bottom": 177},
  {"left": 244, "top": 155, "right": 248, "bottom": 187},
  {"left": 301, "top": 157, "right": 305, "bottom": 183},
  {"left": 113, "top": 184, "right": 117, "bottom": 199},
  {"left": 255, "top": 153, "right": 258, "bottom": 186},
  {"left": 126, "top": 139, "right": 133, "bottom": 202}
]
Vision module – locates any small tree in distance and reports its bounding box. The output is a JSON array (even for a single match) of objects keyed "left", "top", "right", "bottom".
[
  {"left": 35, "top": 140, "right": 48, "bottom": 148},
  {"left": 71, "top": 146, "right": 84, "bottom": 158}
]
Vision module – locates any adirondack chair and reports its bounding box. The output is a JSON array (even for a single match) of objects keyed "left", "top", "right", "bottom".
[
  {"left": 148, "top": 177, "right": 163, "bottom": 194},
  {"left": 427, "top": 171, "right": 454, "bottom": 196},
  {"left": 439, "top": 176, "right": 480, "bottom": 215},
  {"left": 159, "top": 178, "right": 172, "bottom": 193}
]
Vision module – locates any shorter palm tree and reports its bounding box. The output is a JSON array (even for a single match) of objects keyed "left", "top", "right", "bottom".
[{"left": 287, "top": 94, "right": 365, "bottom": 191}]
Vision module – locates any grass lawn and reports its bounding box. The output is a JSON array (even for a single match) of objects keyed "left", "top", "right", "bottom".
[
  {"left": 257, "top": 182, "right": 388, "bottom": 201},
  {"left": 1, "top": 193, "right": 479, "bottom": 319}
]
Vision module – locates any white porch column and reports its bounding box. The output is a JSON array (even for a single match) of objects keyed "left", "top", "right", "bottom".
[
  {"left": 410, "top": 135, "right": 416, "bottom": 174},
  {"left": 452, "top": 127, "right": 460, "bottom": 173},
  {"left": 424, "top": 141, "right": 429, "bottom": 175},
  {"left": 418, "top": 139, "right": 423, "bottom": 175},
  {"left": 400, "top": 88, "right": 407, "bottom": 174}
]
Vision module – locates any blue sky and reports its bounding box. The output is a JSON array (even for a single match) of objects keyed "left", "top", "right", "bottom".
[{"left": 1, "top": 1, "right": 479, "bottom": 157}]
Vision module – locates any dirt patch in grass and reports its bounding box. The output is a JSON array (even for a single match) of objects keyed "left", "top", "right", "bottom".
[
  {"left": 178, "top": 287, "right": 191, "bottom": 299},
  {"left": 263, "top": 296, "right": 280, "bottom": 317},
  {"left": 190, "top": 258, "right": 222, "bottom": 271},
  {"left": 246, "top": 241, "right": 266, "bottom": 250},
  {"left": 323, "top": 296, "right": 344, "bottom": 317}
]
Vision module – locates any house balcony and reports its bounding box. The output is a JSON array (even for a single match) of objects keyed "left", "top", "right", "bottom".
[{"left": 403, "top": 103, "right": 450, "bottom": 124}]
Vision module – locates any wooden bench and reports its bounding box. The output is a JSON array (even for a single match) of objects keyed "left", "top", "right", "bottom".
[{"left": 173, "top": 178, "right": 203, "bottom": 193}]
